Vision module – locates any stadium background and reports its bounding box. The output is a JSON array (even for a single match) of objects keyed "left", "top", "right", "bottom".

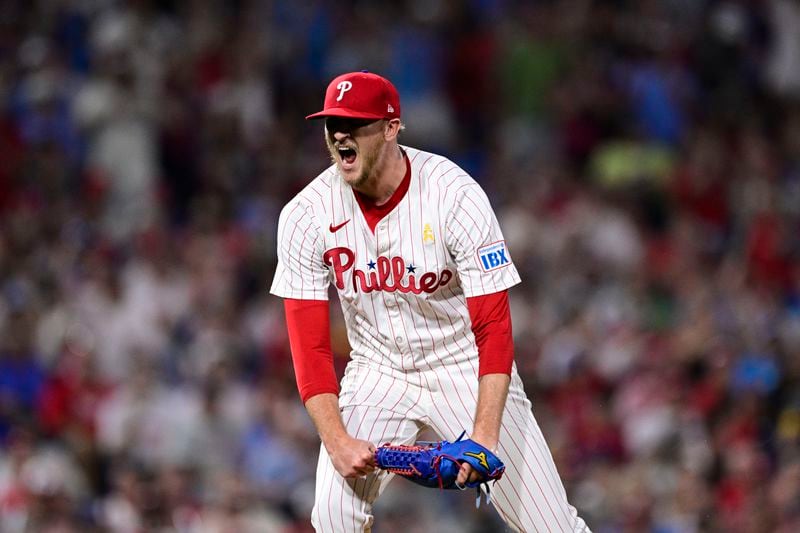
[{"left": 1, "top": 0, "right": 800, "bottom": 531}]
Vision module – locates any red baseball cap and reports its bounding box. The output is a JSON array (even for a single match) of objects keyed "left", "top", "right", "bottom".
[{"left": 306, "top": 71, "right": 401, "bottom": 120}]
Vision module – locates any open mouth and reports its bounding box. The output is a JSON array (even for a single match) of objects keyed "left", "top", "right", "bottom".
[{"left": 338, "top": 146, "right": 357, "bottom": 165}]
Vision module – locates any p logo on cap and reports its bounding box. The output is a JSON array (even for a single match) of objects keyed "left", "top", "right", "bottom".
[
  {"left": 306, "top": 72, "right": 401, "bottom": 120},
  {"left": 336, "top": 81, "right": 353, "bottom": 101}
]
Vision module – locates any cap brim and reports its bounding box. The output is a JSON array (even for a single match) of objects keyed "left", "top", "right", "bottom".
[{"left": 305, "top": 108, "right": 387, "bottom": 120}]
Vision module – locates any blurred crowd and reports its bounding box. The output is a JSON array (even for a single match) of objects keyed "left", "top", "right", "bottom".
[{"left": 1, "top": 0, "right": 800, "bottom": 532}]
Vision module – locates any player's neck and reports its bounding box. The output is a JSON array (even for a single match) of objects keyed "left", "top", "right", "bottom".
[{"left": 360, "top": 145, "right": 407, "bottom": 206}]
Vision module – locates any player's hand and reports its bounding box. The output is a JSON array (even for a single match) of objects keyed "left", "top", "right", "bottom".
[
  {"left": 456, "top": 462, "right": 484, "bottom": 488},
  {"left": 327, "top": 436, "right": 377, "bottom": 478},
  {"left": 456, "top": 433, "right": 497, "bottom": 488}
]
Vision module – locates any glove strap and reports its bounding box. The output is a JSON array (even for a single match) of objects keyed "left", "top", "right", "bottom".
[{"left": 475, "top": 481, "right": 498, "bottom": 508}]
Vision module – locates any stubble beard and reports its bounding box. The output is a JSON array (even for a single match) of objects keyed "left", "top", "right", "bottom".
[{"left": 326, "top": 134, "right": 386, "bottom": 191}]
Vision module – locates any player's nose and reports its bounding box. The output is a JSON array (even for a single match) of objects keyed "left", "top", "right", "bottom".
[
  {"left": 331, "top": 130, "right": 350, "bottom": 142},
  {"left": 326, "top": 117, "right": 349, "bottom": 136}
]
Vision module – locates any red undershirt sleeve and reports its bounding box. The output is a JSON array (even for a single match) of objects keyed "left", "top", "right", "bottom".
[
  {"left": 283, "top": 299, "right": 340, "bottom": 403},
  {"left": 466, "top": 290, "right": 514, "bottom": 377}
]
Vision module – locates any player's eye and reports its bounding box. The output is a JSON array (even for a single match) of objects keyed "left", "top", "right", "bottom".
[{"left": 326, "top": 118, "right": 377, "bottom": 133}]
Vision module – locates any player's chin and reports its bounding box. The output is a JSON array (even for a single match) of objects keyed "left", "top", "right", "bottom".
[{"left": 339, "top": 164, "right": 362, "bottom": 185}]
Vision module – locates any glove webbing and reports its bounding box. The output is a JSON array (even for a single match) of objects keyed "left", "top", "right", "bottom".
[
  {"left": 375, "top": 441, "right": 498, "bottom": 507},
  {"left": 374, "top": 443, "right": 425, "bottom": 476},
  {"left": 375, "top": 442, "right": 459, "bottom": 490}
]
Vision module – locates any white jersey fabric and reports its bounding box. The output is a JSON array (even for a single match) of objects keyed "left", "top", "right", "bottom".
[
  {"left": 271, "top": 145, "right": 520, "bottom": 372},
  {"left": 270, "top": 146, "right": 590, "bottom": 532}
]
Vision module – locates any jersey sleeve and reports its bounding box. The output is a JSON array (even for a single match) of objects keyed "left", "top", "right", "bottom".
[
  {"left": 270, "top": 197, "right": 330, "bottom": 300},
  {"left": 284, "top": 299, "right": 339, "bottom": 402},
  {"left": 467, "top": 290, "right": 514, "bottom": 376},
  {"left": 444, "top": 182, "right": 521, "bottom": 297}
]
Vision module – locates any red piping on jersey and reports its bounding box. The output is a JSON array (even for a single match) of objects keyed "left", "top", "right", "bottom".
[
  {"left": 283, "top": 299, "right": 339, "bottom": 403},
  {"left": 353, "top": 152, "right": 412, "bottom": 233},
  {"left": 467, "top": 290, "right": 514, "bottom": 377}
]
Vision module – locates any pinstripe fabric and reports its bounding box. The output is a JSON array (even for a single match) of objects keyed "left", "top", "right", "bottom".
[
  {"left": 271, "top": 146, "right": 521, "bottom": 372},
  {"left": 271, "top": 146, "right": 590, "bottom": 532},
  {"left": 426, "top": 368, "right": 590, "bottom": 532},
  {"left": 312, "top": 404, "right": 422, "bottom": 533},
  {"left": 313, "top": 364, "right": 590, "bottom": 532}
]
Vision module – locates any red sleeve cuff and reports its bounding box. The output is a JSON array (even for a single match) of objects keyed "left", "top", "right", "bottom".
[
  {"left": 283, "top": 299, "right": 339, "bottom": 403},
  {"left": 466, "top": 290, "right": 514, "bottom": 377}
]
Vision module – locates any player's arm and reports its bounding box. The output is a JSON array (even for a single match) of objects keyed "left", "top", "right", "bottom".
[
  {"left": 283, "top": 299, "right": 376, "bottom": 478},
  {"left": 471, "top": 373, "right": 510, "bottom": 449},
  {"left": 465, "top": 289, "right": 513, "bottom": 448},
  {"left": 304, "top": 393, "right": 376, "bottom": 477},
  {"left": 442, "top": 179, "right": 521, "bottom": 485},
  {"left": 458, "top": 290, "right": 514, "bottom": 486}
]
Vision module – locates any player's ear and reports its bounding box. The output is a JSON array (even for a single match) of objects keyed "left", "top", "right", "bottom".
[{"left": 384, "top": 118, "right": 402, "bottom": 141}]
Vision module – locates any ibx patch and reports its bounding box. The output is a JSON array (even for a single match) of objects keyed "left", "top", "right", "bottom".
[{"left": 477, "top": 241, "right": 512, "bottom": 272}]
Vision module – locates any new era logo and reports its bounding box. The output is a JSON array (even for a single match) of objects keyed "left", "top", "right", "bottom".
[
  {"left": 477, "top": 241, "right": 511, "bottom": 272},
  {"left": 387, "top": 104, "right": 394, "bottom": 113}
]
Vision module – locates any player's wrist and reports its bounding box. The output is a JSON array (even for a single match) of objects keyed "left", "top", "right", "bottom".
[
  {"left": 324, "top": 432, "right": 353, "bottom": 452},
  {"left": 469, "top": 432, "right": 499, "bottom": 452}
]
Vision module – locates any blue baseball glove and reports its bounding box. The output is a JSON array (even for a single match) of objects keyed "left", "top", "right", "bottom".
[{"left": 374, "top": 432, "right": 505, "bottom": 505}]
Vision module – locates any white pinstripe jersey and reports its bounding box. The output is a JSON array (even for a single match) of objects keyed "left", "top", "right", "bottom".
[{"left": 270, "top": 145, "right": 521, "bottom": 374}]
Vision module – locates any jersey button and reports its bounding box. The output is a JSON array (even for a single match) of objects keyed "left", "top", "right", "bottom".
[{"left": 395, "top": 336, "right": 404, "bottom": 344}]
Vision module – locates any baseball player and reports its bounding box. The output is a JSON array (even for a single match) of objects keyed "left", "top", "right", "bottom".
[{"left": 271, "top": 71, "right": 590, "bottom": 532}]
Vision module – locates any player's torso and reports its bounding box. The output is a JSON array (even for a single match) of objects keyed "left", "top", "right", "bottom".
[
  {"left": 321, "top": 153, "right": 454, "bottom": 303},
  {"left": 308, "top": 147, "right": 477, "bottom": 372}
]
